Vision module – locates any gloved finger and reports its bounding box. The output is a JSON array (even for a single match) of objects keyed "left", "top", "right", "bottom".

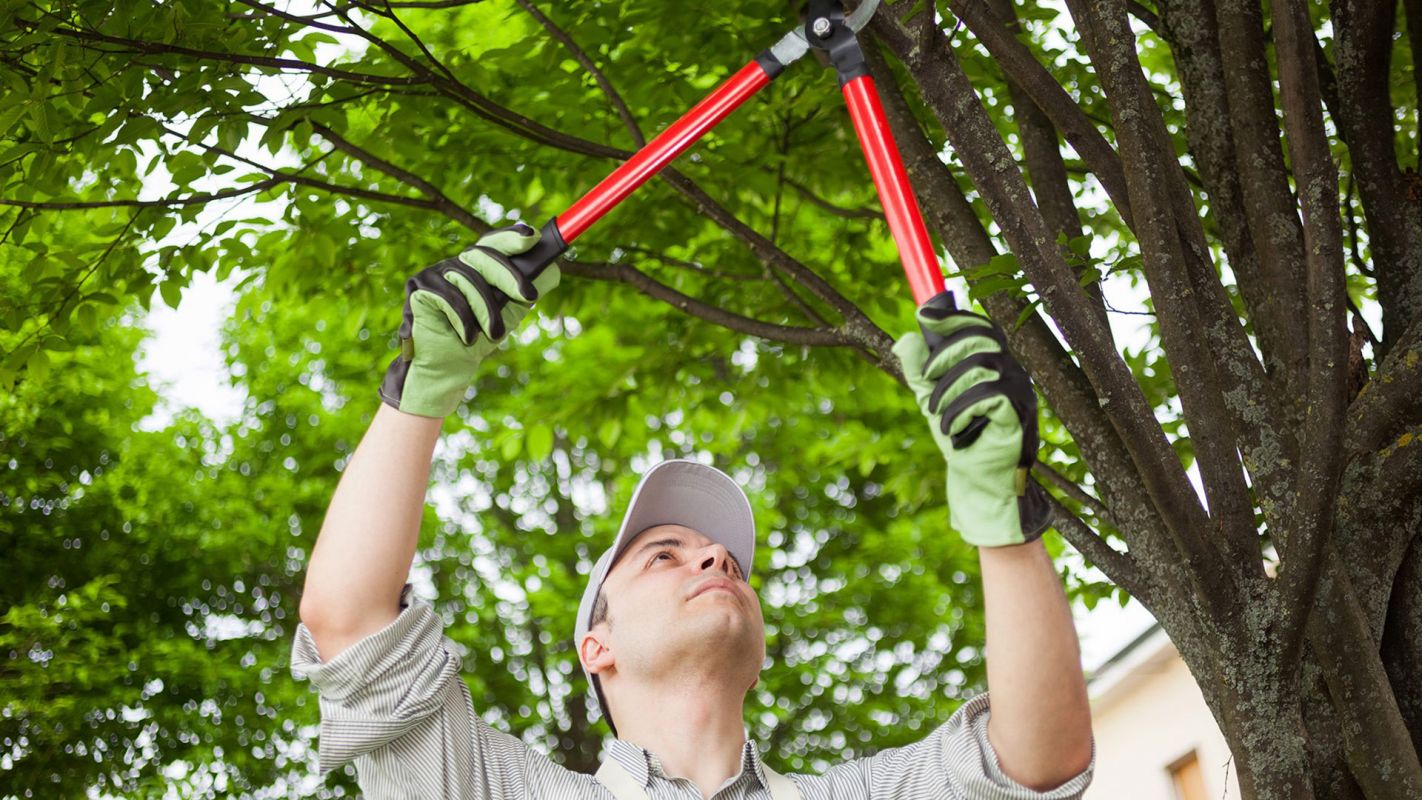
[
  {"left": 462, "top": 244, "right": 539, "bottom": 305},
  {"left": 440, "top": 264, "right": 506, "bottom": 341},
  {"left": 919, "top": 312, "right": 1004, "bottom": 378},
  {"left": 490, "top": 263, "right": 561, "bottom": 343},
  {"left": 943, "top": 390, "right": 1018, "bottom": 448},
  {"left": 411, "top": 285, "right": 479, "bottom": 346},
  {"left": 892, "top": 331, "right": 937, "bottom": 402},
  {"left": 922, "top": 327, "right": 1002, "bottom": 382},
  {"left": 477, "top": 224, "right": 541, "bottom": 255},
  {"left": 915, "top": 306, "right": 995, "bottom": 338},
  {"left": 464, "top": 224, "right": 542, "bottom": 303},
  {"left": 942, "top": 367, "right": 1037, "bottom": 466},
  {"left": 929, "top": 360, "right": 1001, "bottom": 418}
]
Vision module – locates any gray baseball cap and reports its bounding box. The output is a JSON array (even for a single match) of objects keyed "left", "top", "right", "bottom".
[{"left": 573, "top": 459, "right": 757, "bottom": 735}]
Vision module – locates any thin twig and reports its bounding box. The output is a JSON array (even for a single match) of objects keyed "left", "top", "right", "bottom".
[
  {"left": 515, "top": 0, "right": 644, "bottom": 147},
  {"left": 1033, "top": 461, "right": 1114, "bottom": 525},
  {"left": 306, "top": 120, "right": 481, "bottom": 231},
  {"left": 0, "top": 179, "right": 283, "bottom": 210},
  {"left": 564, "top": 259, "right": 848, "bottom": 348},
  {"left": 782, "top": 176, "right": 882, "bottom": 220},
  {"left": 617, "top": 245, "right": 764, "bottom": 282}
]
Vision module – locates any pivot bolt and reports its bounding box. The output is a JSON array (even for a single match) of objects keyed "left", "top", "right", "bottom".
[{"left": 812, "top": 17, "right": 832, "bottom": 37}]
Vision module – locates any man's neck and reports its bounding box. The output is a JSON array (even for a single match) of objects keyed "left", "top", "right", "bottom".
[{"left": 611, "top": 674, "right": 751, "bottom": 800}]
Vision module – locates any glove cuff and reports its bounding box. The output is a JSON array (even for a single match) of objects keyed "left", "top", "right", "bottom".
[
  {"left": 1018, "top": 481, "right": 1052, "bottom": 544},
  {"left": 950, "top": 473, "right": 1053, "bottom": 547}
]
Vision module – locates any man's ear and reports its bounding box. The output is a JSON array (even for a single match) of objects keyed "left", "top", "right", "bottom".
[{"left": 579, "top": 630, "right": 615, "bottom": 676}]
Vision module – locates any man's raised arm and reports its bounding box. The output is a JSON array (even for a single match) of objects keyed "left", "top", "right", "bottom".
[
  {"left": 298, "top": 224, "right": 558, "bottom": 662},
  {"left": 979, "top": 540, "right": 1093, "bottom": 789},
  {"left": 894, "top": 296, "right": 1093, "bottom": 791},
  {"left": 298, "top": 405, "right": 443, "bottom": 660}
]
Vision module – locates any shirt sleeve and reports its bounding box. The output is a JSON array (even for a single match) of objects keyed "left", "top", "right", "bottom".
[
  {"left": 810, "top": 693, "right": 1094, "bottom": 800},
  {"left": 289, "top": 586, "right": 551, "bottom": 799}
]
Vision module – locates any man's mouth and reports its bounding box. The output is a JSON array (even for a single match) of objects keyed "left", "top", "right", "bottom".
[{"left": 689, "top": 578, "right": 738, "bottom": 600}]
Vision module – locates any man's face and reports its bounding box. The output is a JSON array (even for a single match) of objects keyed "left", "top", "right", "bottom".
[{"left": 586, "top": 524, "right": 766, "bottom": 692}]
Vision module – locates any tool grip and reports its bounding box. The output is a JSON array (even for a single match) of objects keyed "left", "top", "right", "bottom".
[{"left": 507, "top": 218, "right": 568, "bottom": 282}]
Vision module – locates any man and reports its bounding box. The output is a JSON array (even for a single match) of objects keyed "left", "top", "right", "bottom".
[{"left": 292, "top": 228, "right": 1095, "bottom": 799}]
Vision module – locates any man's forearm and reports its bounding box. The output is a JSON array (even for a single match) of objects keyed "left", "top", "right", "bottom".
[
  {"left": 299, "top": 403, "right": 444, "bottom": 659},
  {"left": 979, "top": 539, "right": 1094, "bottom": 790}
]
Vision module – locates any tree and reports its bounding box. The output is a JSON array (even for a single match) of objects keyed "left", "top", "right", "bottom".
[{"left": 0, "top": 0, "right": 1418, "bottom": 798}]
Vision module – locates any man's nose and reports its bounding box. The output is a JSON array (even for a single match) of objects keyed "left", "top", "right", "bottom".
[{"left": 696, "top": 544, "right": 735, "bottom": 575}]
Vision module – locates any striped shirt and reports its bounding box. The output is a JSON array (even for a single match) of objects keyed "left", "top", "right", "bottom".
[{"left": 290, "top": 594, "right": 1093, "bottom": 799}]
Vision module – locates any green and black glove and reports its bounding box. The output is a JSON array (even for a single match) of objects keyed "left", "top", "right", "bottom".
[
  {"left": 892, "top": 292, "right": 1051, "bottom": 547},
  {"left": 379, "top": 224, "right": 560, "bottom": 418}
]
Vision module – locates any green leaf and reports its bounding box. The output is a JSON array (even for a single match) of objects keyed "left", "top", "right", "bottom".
[
  {"left": 1014, "top": 299, "right": 1043, "bottom": 329},
  {"left": 26, "top": 346, "right": 49, "bottom": 383},
  {"left": 500, "top": 433, "right": 522, "bottom": 461},
  {"left": 0, "top": 102, "right": 30, "bottom": 138},
  {"left": 159, "top": 280, "right": 183, "bottom": 309},
  {"left": 526, "top": 424, "right": 554, "bottom": 461},
  {"left": 598, "top": 418, "right": 622, "bottom": 447}
]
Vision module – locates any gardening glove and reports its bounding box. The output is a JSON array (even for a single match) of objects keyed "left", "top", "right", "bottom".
[
  {"left": 892, "top": 292, "right": 1051, "bottom": 547},
  {"left": 378, "top": 224, "right": 560, "bottom": 418}
]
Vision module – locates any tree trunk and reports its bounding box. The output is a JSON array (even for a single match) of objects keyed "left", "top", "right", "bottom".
[{"left": 1381, "top": 531, "right": 1422, "bottom": 758}]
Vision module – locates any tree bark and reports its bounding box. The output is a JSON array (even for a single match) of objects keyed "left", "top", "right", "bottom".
[
  {"left": 1381, "top": 529, "right": 1422, "bottom": 758},
  {"left": 1306, "top": 549, "right": 1422, "bottom": 797},
  {"left": 1332, "top": 0, "right": 1422, "bottom": 354},
  {"left": 1211, "top": 0, "right": 1312, "bottom": 399}
]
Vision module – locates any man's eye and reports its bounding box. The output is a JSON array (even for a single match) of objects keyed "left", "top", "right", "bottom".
[{"left": 652, "top": 551, "right": 674, "bottom": 564}]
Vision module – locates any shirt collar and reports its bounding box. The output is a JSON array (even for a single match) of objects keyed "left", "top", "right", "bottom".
[{"left": 606, "top": 738, "right": 768, "bottom": 791}]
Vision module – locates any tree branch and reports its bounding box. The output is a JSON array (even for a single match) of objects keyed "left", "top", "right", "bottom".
[
  {"left": 1210, "top": 0, "right": 1312, "bottom": 402},
  {"left": 1307, "top": 548, "right": 1422, "bottom": 795},
  {"left": 935, "top": 0, "right": 1137, "bottom": 232},
  {"left": 514, "top": 0, "right": 645, "bottom": 147},
  {"left": 1269, "top": 0, "right": 1352, "bottom": 671},
  {"left": 561, "top": 258, "right": 848, "bottom": 348},
  {"left": 1034, "top": 461, "right": 1113, "bottom": 526},
  {"left": 1332, "top": 0, "right": 1422, "bottom": 354},
  {"left": 984, "top": 0, "right": 1108, "bottom": 328},
  {"left": 616, "top": 244, "right": 766, "bottom": 282},
  {"left": 1347, "top": 316, "right": 1422, "bottom": 453},
  {"left": 1065, "top": 0, "right": 1260, "bottom": 584},
  {"left": 155, "top": 122, "right": 460, "bottom": 221},
  {"left": 35, "top": 14, "right": 626, "bottom": 163},
  {"left": 0, "top": 179, "right": 283, "bottom": 210},
  {"left": 655, "top": 171, "right": 899, "bottom": 371},
  {"left": 305, "top": 120, "right": 482, "bottom": 231},
  {"left": 28, "top": 16, "right": 431, "bottom": 88},
  {"left": 1043, "top": 492, "right": 1149, "bottom": 601},
  {"left": 782, "top": 176, "right": 882, "bottom": 221}
]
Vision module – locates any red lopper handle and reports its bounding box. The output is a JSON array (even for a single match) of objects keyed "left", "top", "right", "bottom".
[{"left": 840, "top": 74, "right": 944, "bottom": 305}]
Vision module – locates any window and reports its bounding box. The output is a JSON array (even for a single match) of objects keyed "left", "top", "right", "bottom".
[{"left": 1168, "top": 750, "right": 1208, "bottom": 800}]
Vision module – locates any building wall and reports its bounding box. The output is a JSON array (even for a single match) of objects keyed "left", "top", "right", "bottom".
[{"left": 1086, "top": 635, "right": 1240, "bottom": 800}]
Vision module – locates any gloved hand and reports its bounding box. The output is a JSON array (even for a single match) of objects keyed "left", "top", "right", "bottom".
[
  {"left": 892, "top": 292, "right": 1051, "bottom": 547},
  {"left": 379, "top": 224, "right": 560, "bottom": 418}
]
